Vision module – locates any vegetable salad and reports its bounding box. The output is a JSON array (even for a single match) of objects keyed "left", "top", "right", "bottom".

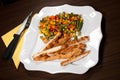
[{"left": 39, "top": 12, "right": 83, "bottom": 40}]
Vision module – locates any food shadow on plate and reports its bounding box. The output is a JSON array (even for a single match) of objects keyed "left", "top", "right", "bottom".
[{"left": 97, "top": 16, "right": 106, "bottom": 65}]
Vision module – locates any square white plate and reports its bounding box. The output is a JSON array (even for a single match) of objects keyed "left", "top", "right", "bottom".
[{"left": 19, "top": 4, "right": 102, "bottom": 74}]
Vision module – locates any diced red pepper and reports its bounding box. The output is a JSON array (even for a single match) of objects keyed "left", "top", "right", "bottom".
[
  {"left": 69, "top": 17, "right": 72, "bottom": 21},
  {"left": 50, "top": 28, "right": 54, "bottom": 32}
]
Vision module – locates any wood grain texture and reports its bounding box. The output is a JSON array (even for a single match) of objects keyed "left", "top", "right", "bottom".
[{"left": 0, "top": 0, "right": 120, "bottom": 80}]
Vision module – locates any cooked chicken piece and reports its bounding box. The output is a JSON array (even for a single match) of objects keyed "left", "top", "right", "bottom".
[
  {"left": 46, "top": 46, "right": 83, "bottom": 61},
  {"left": 46, "top": 54, "right": 62, "bottom": 61},
  {"left": 61, "top": 50, "right": 90, "bottom": 66},
  {"left": 58, "top": 35, "right": 70, "bottom": 45},
  {"left": 60, "top": 43, "right": 86, "bottom": 54},
  {"left": 33, "top": 32, "right": 61, "bottom": 59},
  {"left": 33, "top": 46, "right": 62, "bottom": 60},
  {"left": 66, "top": 36, "right": 89, "bottom": 45},
  {"left": 33, "top": 44, "right": 83, "bottom": 61},
  {"left": 33, "top": 53, "right": 49, "bottom": 61},
  {"left": 33, "top": 34, "right": 90, "bottom": 66},
  {"left": 51, "top": 34, "right": 70, "bottom": 47},
  {"left": 60, "top": 48, "right": 82, "bottom": 58},
  {"left": 43, "top": 32, "right": 61, "bottom": 50}
]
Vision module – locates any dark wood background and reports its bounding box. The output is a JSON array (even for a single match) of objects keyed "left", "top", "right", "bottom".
[{"left": 0, "top": 0, "right": 120, "bottom": 80}]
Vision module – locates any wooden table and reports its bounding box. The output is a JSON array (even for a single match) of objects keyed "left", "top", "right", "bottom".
[{"left": 0, "top": 0, "right": 120, "bottom": 80}]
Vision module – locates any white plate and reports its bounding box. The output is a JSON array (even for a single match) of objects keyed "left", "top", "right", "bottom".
[{"left": 19, "top": 4, "right": 102, "bottom": 74}]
